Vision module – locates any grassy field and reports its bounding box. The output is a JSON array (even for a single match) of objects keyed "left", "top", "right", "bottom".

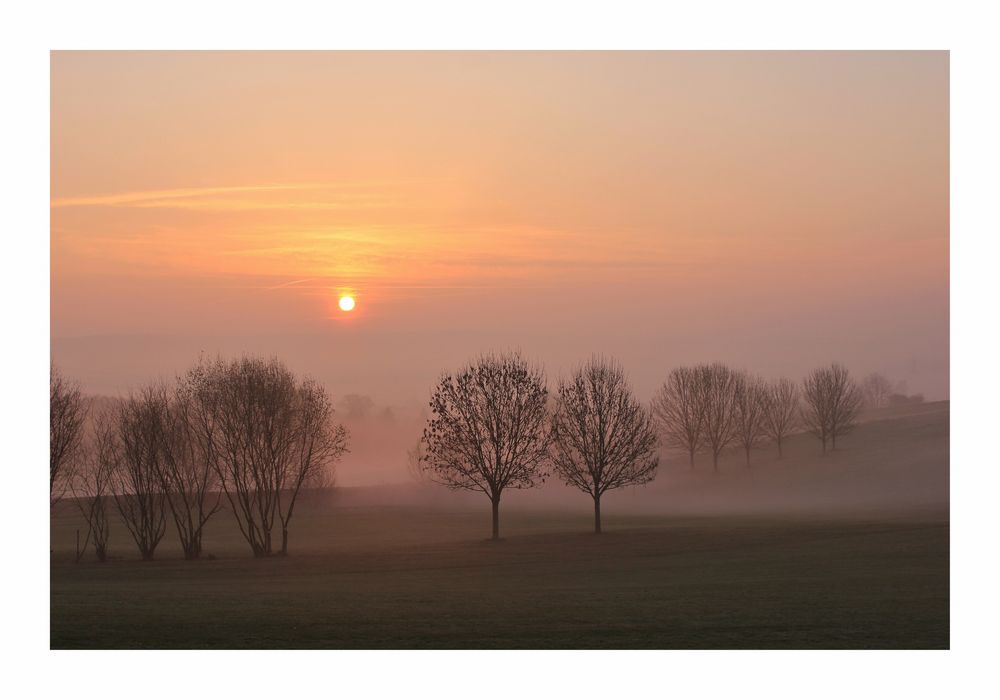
[
  {"left": 50, "top": 404, "right": 949, "bottom": 649},
  {"left": 50, "top": 506, "right": 948, "bottom": 649}
]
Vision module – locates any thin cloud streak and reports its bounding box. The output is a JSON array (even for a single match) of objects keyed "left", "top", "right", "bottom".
[
  {"left": 50, "top": 179, "right": 444, "bottom": 210},
  {"left": 51, "top": 183, "right": 329, "bottom": 208}
]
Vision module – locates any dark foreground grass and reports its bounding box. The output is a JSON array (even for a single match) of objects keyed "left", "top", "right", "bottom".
[{"left": 50, "top": 507, "right": 948, "bottom": 649}]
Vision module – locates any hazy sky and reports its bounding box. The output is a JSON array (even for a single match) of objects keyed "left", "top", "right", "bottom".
[{"left": 51, "top": 51, "right": 948, "bottom": 405}]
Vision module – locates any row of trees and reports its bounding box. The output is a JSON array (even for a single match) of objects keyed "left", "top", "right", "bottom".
[
  {"left": 419, "top": 354, "right": 868, "bottom": 538},
  {"left": 50, "top": 358, "right": 348, "bottom": 561},
  {"left": 52, "top": 353, "right": 880, "bottom": 551},
  {"left": 654, "top": 362, "right": 862, "bottom": 472}
]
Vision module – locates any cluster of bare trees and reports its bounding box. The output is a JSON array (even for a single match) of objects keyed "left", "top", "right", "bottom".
[
  {"left": 653, "top": 364, "right": 804, "bottom": 472},
  {"left": 420, "top": 355, "right": 871, "bottom": 538},
  {"left": 52, "top": 357, "right": 349, "bottom": 562},
  {"left": 653, "top": 362, "right": 864, "bottom": 472},
  {"left": 420, "top": 354, "right": 660, "bottom": 538},
  {"left": 800, "top": 364, "right": 864, "bottom": 452}
]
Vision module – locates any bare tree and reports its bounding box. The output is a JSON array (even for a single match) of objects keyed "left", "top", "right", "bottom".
[
  {"left": 51, "top": 365, "right": 89, "bottom": 507},
  {"left": 70, "top": 410, "right": 117, "bottom": 562},
  {"left": 420, "top": 352, "right": 550, "bottom": 540},
  {"left": 185, "top": 357, "right": 348, "bottom": 557},
  {"left": 861, "top": 372, "right": 893, "bottom": 409},
  {"left": 763, "top": 377, "right": 799, "bottom": 458},
  {"left": 550, "top": 357, "right": 659, "bottom": 533},
  {"left": 801, "top": 369, "right": 831, "bottom": 452},
  {"left": 652, "top": 366, "right": 704, "bottom": 469},
  {"left": 110, "top": 387, "right": 168, "bottom": 560},
  {"left": 801, "top": 363, "right": 863, "bottom": 453},
  {"left": 154, "top": 383, "right": 223, "bottom": 560},
  {"left": 828, "top": 366, "right": 864, "bottom": 450},
  {"left": 732, "top": 372, "right": 768, "bottom": 467},
  {"left": 276, "top": 378, "right": 348, "bottom": 555},
  {"left": 697, "top": 363, "right": 740, "bottom": 472}
]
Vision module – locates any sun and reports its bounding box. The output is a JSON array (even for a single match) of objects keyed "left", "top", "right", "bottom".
[{"left": 338, "top": 295, "right": 356, "bottom": 312}]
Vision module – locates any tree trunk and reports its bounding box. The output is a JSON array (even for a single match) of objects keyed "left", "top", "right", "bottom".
[
  {"left": 689, "top": 450, "right": 695, "bottom": 470},
  {"left": 281, "top": 527, "right": 289, "bottom": 556},
  {"left": 831, "top": 433, "right": 837, "bottom": 450},
  {"left": 745, "top": 446, "right": 751, "bottom": 467},
  {"left": 594, "top": 495, "right": 602, "bottom": 534},
  {"left": 490, "top": 496, "right": 500, "bottom": 540},
  {"left": 777, "top": 436, "right": 783, "bottom": 458},
  {"left": 713, "top": 451, "right": 719, "bottom": 473}
]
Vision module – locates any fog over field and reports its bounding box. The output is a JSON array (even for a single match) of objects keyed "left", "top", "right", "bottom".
[
  {"left": 53, "top": 399, "right": 948, "bottom": 544},
  {"left": 281, "top": 400, "right": 950, "bottom": 513},
  {"left": 48, "top": 51, "right": 950, "bottom": 652},
  {"left": 50, "top": 401, "right": 949, "bottom": 649}
]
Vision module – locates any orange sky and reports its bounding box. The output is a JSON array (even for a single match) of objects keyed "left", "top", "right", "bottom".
[{"left": 51, "top": 51, "right": 948, "bottom": 407}]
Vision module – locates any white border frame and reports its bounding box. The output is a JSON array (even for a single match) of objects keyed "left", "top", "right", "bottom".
[{"left": 5, "top": 1, "right": 999, "bottom": 698}]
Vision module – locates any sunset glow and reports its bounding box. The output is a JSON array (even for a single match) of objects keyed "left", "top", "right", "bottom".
[
  {"left": 338, "top": 295, "right": 356, "bottom": 312},
  {"left": 50, "top": 51, "right": 949, "bottom": 416}
]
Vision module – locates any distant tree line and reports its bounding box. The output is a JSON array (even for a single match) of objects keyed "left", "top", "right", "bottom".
[
  {"left": 52, "top": 354, "right": 914, "bottom": 556},
  {"left": 860, "top": 371, "right": 925, "bottom": 409}
]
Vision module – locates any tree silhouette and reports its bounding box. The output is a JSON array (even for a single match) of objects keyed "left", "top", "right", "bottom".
[
  {"left": 860, "top": 372, "right": 893, "bottom": 409},
  {"left": 421, "top": 352, "right": 550, "bottom": 540},
  {"left": 153, "top": 382, "right": 223, "bottom": 559},
  {"left": 801, "top": 363, "right": 863, "bottom": 453},
  {"left": 109, "top": 387, "right": 168, "bottom": 560},
  {"left": 184, "top": 356, "right": 348, "bottom": 556},
  {"left": 70, "top": 409, "right": 116, "bottom": 562},
  {"left": 697, "top": 363, "right": 740, "bottom": 472},
  {"left": 550, "top": 357, "right": 658, "bottom": 533},
  {"left": 50, "top": 365, "right": 89, "bottom": 507},
  {"left": 732, "top": 372, "right": 768, "bottom": 467},
  {"left": 762, "top": 377, "right": 799, "bottom": 458},
  {"left": 652, "top": 366, "right": 704, "bottom": 469}
]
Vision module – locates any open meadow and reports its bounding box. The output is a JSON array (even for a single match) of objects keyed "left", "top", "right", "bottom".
[{"left": 50, "top": 402, "right": 949, "bottom": 649}]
